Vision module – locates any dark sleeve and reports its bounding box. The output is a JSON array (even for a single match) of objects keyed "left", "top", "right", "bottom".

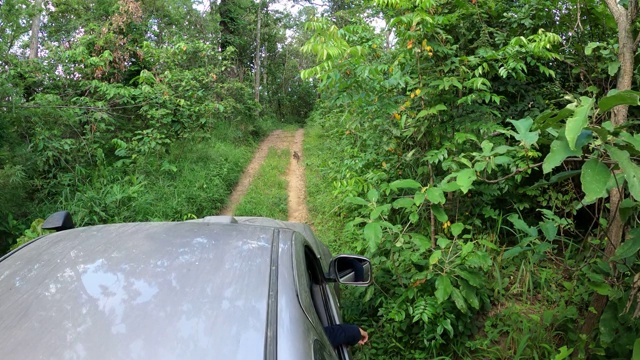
[{"left": 323, "top": 324, "right": 361, "bottom": 347}]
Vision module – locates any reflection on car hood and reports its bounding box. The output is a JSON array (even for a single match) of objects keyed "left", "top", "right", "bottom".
[{"left": 0, "top": 222, "right": 277, "bottom": 360}]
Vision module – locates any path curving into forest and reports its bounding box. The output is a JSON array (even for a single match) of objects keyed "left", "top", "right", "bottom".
[{"left": 220, "top": 128, "right": 309, "bottom": 223}]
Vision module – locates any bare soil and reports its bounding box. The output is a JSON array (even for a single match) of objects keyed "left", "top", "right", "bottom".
[{"left": 220, "top": 129, "right": 309, "bottom": 223}]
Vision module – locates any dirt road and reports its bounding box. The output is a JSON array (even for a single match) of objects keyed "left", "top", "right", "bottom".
[{"left": 220, "top": 129, "right": 309, "bottom": 223}]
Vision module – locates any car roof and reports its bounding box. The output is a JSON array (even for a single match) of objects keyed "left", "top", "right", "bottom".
[{"left": 0, "top": 219, "right": 300, "bottom": 360}]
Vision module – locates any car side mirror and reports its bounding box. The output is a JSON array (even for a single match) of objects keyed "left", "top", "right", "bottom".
[
  {"left": 42, "top": 211, "right": 74, "bottom": 231},
  {"left": 327, "top": 255, "right": 372, "bottom": 286}
]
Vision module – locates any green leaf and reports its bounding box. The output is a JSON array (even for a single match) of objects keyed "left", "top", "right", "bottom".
[
  {"left": 589, "top": 281, "right": 612, "bottom": 296},
  {"left": 508, "top": 117, "right": 533, "bottom": 134},
  {"left": 585, "top": 42, "right": 599, "bottom": 55},
  {"left": 598, "top": 90, "right": 640, "bottom": 112},
  {"left": 465, "top": 251, "right": 492, "bottom": 269},
  {"left": 543, "top": 135, "right": 583, "bottom": 173},
  {"left": 426, "top": 187, "right": 446, "bottom": 204},
  {"left": 432, "top": 205, "right": 448, "bottom": 222},
  {"left": 451, "top": 288, "right": 469, "bottom": 313},
  {"left": 508, "top": 117, "right": 539, "bottom": 148},
  {"left": 607, "top": 61, "right": 620, "bottom": 77},
  {"left": 566, "top": 97, "right": 595, "bottom": 150},
  {"left": 390, "top": 179, "right": 422, "bottom": 190},
  {"left": 503, "top": 246, "right": 532, "bottom": 259},
  {"left": 581, "top": 159, "right": 612, "bottom": 204},
  {"left": 607, "top": 146, "right": 640, "bottom": 201},
  {"left": 632, "top": 338, "right": 640, "bottom": 360},
  {"left": 370, "top": 204, "right": 390, "bottom": 220},
  {"left": 540, "top": 220, "right": 557, "bottom": 241},
  {"left": 435, "top": 275, "right": 453, "bottom": 303},
  {"left": 345, "top": 196, "right": 369, "bottom": 206},
  {"left": 364, "top": 222, "right": 382, "bottom": 252},
  {"left": 610, "top": 228, "right": 640, "bottom": 261},
  {"left": 553, "top": 346, "right": 574, "bottom": 360},
  {"left": 393, "top": 197, "right": 415, "bottom": 209},
  {"left": 429, "top": 249, "right": 442, "bottom": 265},
  {"left": 460, "top": 280, "right": 480, "bottom": 309},
  {"left": 456, "top": 269, "right": 483, "bottom": 287},
  {"left": 455, "top": 168, "right": 476, "bottom": 193},
  {"left": 619, "top": 131, "right": 640, "bottom": 151},
  {"left": 450, "top": 223, "right": 464, "bottom": 237},
  {"left": 414, "top": 191, "right": 426, "bottom": 206},
  {"left": 367, "top": 189, "right": 379, "bottom": 202},
  {"left": 508, "top": 214, "right": 538, "bottom": 237}
]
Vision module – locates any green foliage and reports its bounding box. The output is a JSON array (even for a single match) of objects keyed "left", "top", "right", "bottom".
[
  {"left": 302, "top": 0, "right": 640, "bottom": 358},
  {"left": 10, "top": 219, "right": 53, "bottom": 251},
  {"left": 0, "top": 0, "right": 318, "bottom": 252}
]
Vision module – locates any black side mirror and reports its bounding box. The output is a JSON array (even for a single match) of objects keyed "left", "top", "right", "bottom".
[
  {"left": 327, "top": 255, "right": 372, "bottom": 286},
  {"left": 42, "top": 211, "right": 74, "bottom": 231}
]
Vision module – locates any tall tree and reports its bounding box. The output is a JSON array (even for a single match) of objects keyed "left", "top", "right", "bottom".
[
  {"left": 254, "top": 0, "right": 263, "bottom": 102},
  {"left": 28, "top": 0, "right": 43, "bottom": 59}
]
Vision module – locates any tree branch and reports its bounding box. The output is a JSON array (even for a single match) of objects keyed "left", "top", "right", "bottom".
[
  {"left": 603, "top": 0, "right": 624, "bottom": 22},
  {"left": 479, "top": 162, "right": 544, "bottom": 184},
  {"left": 630, "top": 0, "right": 638, "bottom": 20}
]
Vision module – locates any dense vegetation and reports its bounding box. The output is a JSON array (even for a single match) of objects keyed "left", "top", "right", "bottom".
[
  {"left": 0, "top": 0, "right": 313, "bottom": 251},
  {"left": 302, "top": 0, "right": 640, "bottom": 359},
  {"left": 1, "top": 0, "right": 639, "bottom": 359}
]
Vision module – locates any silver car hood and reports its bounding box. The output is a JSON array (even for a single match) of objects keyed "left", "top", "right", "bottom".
[{"left": 0, "top": 222, "right": 277, "bottom": 360}]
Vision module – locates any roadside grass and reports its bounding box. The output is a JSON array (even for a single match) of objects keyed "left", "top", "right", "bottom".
[
  {"left": 52, "top": 132, "right": 256, "bottom": 227},
  {"left": 136, "top": 135, "right": 256, "bottom": 220},
  {"left": 304, "top": 125, "right": 375, "bottom": 360},
  {"left": 303, "top": 126, "right": 358, "bottom": 254},
  {"left": 234, "top": 147, "right": 290, "bottom": 220}
]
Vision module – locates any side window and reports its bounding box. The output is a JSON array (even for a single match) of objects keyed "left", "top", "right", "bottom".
[
  {"left": 313, "top": 339, "right": 335, "bottom": 360},
  {"left": 305, "top": 247, "right": 330, "bottom": 327},
  {"left": 293, "top": 239, "right": 343, "bottom": 359}
]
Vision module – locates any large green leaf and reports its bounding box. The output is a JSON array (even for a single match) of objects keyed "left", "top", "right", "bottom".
[
  {"left": 460, "top": 280, "right": 480, "bottom": 310},
  {"left": 534, "top": 107, "right": 573, "bottom": 130},
  {"left": 508, "top": 214, "right": 538, "bottom": 237},
  {"left": 450, "top": 288, "right": 469, "bottom": 313},
  {"left": 540, "top": 220, "right": 557, "bottom": 241},
  {"left": 607, "top": 146, "right": 640, "bottom": 201},
  {"left": 581, "top": 159, "right": 612, "bottom": 204},
  {"left": 455, "top": 269, "right": 483, "bottom": 287},
  {"left": 455, "top": 168, "right": 476, "bottom": 193},
  {"left": 610, "top": 228, "right": 640, "bottom": 261},
  {"left": 619, "top": 131, "right": 640, "bottom": 152},
  {"left": 450, "top": 222, "right": 464, "bottom": 237},
  {"left": 607, "top": 61, "right": 620, "bottom": 77},
  {"left": 390, "top": 179, "right": 422, "bottom": 190},
  {"left": 508, "top": 117, "right": 539, "bottom": 148},
  {"left": 598, "top": 90, "right": 640, "bottom": 112},
  {"left": 393, "top": 197, "right": 415, "bottom": 209},
  {"left": 431, "top": 205, "right": 448, "bottom": 222},
  {"left": 566, "top": 97, "right": 594, "bottom": 150},
  {"left": 364, "top": 222, "right": 382, "bottom": 252},
  {"left": 426, "top": 187, "right": 445, "bottom": 204},
  {"left": 435, "top": 275, "right": 453, "bottom": 303},
  {"left": 345, "top": 196, "right": 369, "bottom": 206},
  {"left": 543, "top": 131, "right": 590, "bottom": 173},
  {"left": 429, "top": 249, "right": 442, "bottom": 265}
]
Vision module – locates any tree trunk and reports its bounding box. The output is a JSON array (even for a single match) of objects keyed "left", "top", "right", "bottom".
[
  {"left": 219, "top": 0, "right": 233, "bottom": 53},
  {"left": 577, "top": 0, "right": 638, "bottom": 353},
  {"left": 254, "top": 1, "right": 262, "bottom": 103},
  {"left": 29, "top": 0, "right": 43, "bottom": 60}
]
